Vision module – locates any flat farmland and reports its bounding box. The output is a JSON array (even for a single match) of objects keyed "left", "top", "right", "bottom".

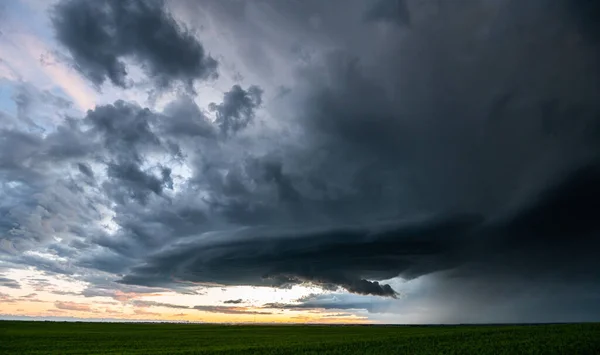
[{"left": 1, "top": 321, "right": 599, "bottom": 354}]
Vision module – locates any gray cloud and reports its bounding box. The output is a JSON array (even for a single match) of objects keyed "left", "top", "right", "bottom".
[
  {"left": 364, "top": 0, "right": 410, "bottom": 27},
  {"left": 85, "top": 100, "right": 164, "bottom": 162},
  {"left": 193, "top": 305, "right": 272, "bottom": 315},
  {"left": 25, "top": 278, "right": 54, "bottom": 292},
  {"left": 0, "top": 277, "right": 20, "bottom": 289},
  {"left": 264, "top": 293, "right": 394, "bottom": 314},
  {"left": 119, "top": 215, "right": 480, "bottom": 297},
  {"left": 117, "top": 0, "right": 600, "bottom": 307},
  {"left": 10, "top": 82, "right": 71, "bottom": 131},
  {"left": 223, "top": 299, "right": 243, "bottom": 304},
  {"left": 209, "top": 84, "right": 263, "bottom": 136},
  {"left": 51, "top": 0, "right": 218, "bottom": 90},
  {"left": 76, "top": 162, "right": 94, "bottom": 179},
  {"left": 160, "top": 96, "right": 216, "bottom": 138},
  {"left": 105, "top": 161, "right": 171, "bottom": 205}
]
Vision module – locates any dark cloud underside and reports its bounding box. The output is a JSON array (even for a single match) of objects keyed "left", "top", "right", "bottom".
[
  {"left": 51, "top": 0, "right": 217, "bottom": 90},
  {"left": 364, "top": 0, "right": 411, "bottom": 27}
]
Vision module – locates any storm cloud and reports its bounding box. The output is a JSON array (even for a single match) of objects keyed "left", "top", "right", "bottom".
[
  {"left": 364, "top": 0, "right": 411, "bottom": 27},
  {"left": 1, "top": 0, "right": 600, "bottom": 323},
  {"left": 51, "top": 0, "right": 218, "bottom": 90},
  {"left": 210, "top": 84, "right": 263, "bottom": 136},
  {"left": 120, "top": 215, "right": 482, "bottom": 297}
]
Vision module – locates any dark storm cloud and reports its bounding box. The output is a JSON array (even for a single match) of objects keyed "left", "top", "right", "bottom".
[
  {"left": 2, "top": 0, "right": 600, "bottom": 323},
  {"left": 568, "top": 0, "right": 600, "bottom": 41},
  {"left": 51, "top": 0, "right": 218, "bottom": 90},
  {"left": 364, "top": 0, "right": 410, "bottom": 27},
  {"left": 85, "top": 100, "right": 164, "bottom": 162},
  {"left": 264, "top": 293, "right": 393, "bottom": 314},
  {"left": 209, "top": 85, "right": 263, "bottom": 136},
  {"left": 466, "top": 162, "right": 600, "bottom": 281},
  {"left": 114, "top": 0, "right": 600, "bottom": 311},
  {"left": 105, "top": 161, "right": 171, "bottom": 204},
  {"left": 160, "top": 96, "right": 216, "bottom": 138},
  {"left": 120, "top": 215, "right": 482, "bottom": 297},
  {"left": 0, "top": 277, "right": 20, "bottom": 289},
  {"left": 118, "top": 159, "right": 600, "bottom": 298}
]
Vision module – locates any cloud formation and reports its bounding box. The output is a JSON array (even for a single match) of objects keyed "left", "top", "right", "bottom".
[
  {"left": 1, "top": 0, "right": 600, "bottom": 322},
  {"left": 120, "top": 215, "right": 481, "bottom": 297},
  {"left": 264, "top": 293, "right": 394, "bottom": 314},
  {"left": 210, "top": 84, "right": 263, "bottom": 136},
  {"left": 55, "top": 301, "right": 92, "bottom": 312},
  {"left": 0, "top": 277, "right": 20, "bottom": 289},
  {"left": 193, "top": 305, "right": 272, "bottom": 315},
  {"left": 223, "top": 299, "right": 243, "bottom": 304},
  {"left": 51, "top": 0, "right": 218, "bottom": 90},
  {"left": 364, "top": 0, "right": 411, "bottom": 27},
  {"left": 131, "top": 300, "right": 189, "bottom": 309}
]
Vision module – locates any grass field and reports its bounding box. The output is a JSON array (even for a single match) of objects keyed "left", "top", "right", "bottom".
[{"left": 1, "top": 321, "right": 600, "bottom": 354}]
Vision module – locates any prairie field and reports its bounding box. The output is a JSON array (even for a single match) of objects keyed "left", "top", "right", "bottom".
[{"left": 1, "top": 321, "right": 599, "bottom": 354}]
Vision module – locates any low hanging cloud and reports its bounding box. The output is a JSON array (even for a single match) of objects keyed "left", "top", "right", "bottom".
[
  {"left": 223, "top": 299, "right": 243, "bottom": 304},
  {"left": 131, "top": 300, "right": 190, "bottom": 309},
  {"left": 264, "top": 293, "right": 395, "bottom": 314},
  {"left": 209, "top": 84, "right": 263, "bottom": 136},
  {"left": 54, "top": 301, "right": 92, "bottom": 312},
  {"left": 119, "top": 215, "right": 481, "bottom": 297},
  {"left": 130, "top": 299, "right": 271, "bottom": 315},
  {"left": 50, "top": 0, "right": 218, "bottom": 90},
  {"left": 193, "top": 305, "right": 272, "bottom": 315}
]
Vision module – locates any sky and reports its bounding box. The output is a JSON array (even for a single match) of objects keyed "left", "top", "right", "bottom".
[{"left": 0, "top": 0, "right": 599, "bottom": 324}]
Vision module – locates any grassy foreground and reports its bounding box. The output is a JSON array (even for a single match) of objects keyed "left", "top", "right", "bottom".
[{"left": 1, "top": 321, "right": 600, "bottom": 354}]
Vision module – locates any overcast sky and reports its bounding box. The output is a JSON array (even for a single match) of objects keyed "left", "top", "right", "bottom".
[{"left": 1, "top": 0, "right": 600, "bottom": 324}]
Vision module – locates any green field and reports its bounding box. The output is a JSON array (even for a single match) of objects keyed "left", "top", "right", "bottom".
[{"left": 1, "top": 321, "right": 600, "bottom": 354}]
